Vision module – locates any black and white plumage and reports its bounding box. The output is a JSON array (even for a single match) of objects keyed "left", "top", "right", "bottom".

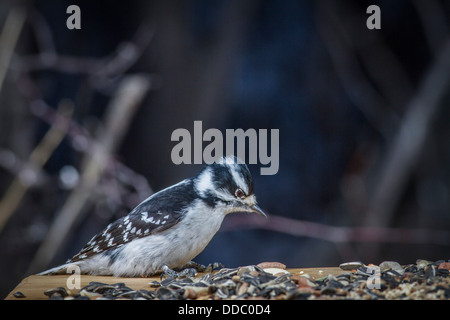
[{"left": 38, "top": 156, "right": 266, "bottom": 277}]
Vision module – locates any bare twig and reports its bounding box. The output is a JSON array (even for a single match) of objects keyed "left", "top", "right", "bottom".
[
  {"left": 364, "top": 40, "right": 450, "bottom": 227},
  {"left": 412, "top": 0, "right": 449, "bottom": 56},
  {"left": 0, "top": 7, "right": 26, "bottom": 96},
  {"left": 28, "top": 99, "right": 154, "bottom": 201},
  {"left": 14, "top": 54, "right": 100, "bottom": 74},
  {"left": 0, "top": 100, "right": 73, "bottom": 234},
  {"left": 15, "top": 63, "right": 155, "bottom": 215},
  {"left": 109, "top": 160, "right": 153, "bottom": 201},
  {"left": 12, "top": 22, "right": 155, "bottom": 82},
  {"left": 316, "top": 3, "right": 397, "bottom": 139},
  {"left": 337, "top": 1, "right": 414, "bottom": 111},
  {"left": 223, "top": 214, "right": 450, "bottom": 247},
  {"left": 27, "top": 75, "right": 151, "bottom": 274},
  {"left": 28, "top": 8, "right": 56, "bottom": 56},
  {"left": 93, "top": 23, "right": 155, "bottom": 79}
]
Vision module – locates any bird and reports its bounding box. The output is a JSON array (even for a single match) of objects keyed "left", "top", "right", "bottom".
[{"left": 38, "top": 156, "right": 266, "bottom": 278}]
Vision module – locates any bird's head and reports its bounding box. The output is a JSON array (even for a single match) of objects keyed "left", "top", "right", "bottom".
[{"left": 194, "top": 156, "right": 266, "bottom": 217}]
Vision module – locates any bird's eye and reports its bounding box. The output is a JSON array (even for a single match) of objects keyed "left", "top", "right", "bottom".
[{"left": 235, "top": 188, "right": 245, "bottom": 199}]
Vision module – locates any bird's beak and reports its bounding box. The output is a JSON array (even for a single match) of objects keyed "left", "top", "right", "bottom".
[
  {"left": 250, "top": 204, "right": 267, "bottom": 218},
  {"left": 228, "top": 199, "right": 267, "bottom": 218}
]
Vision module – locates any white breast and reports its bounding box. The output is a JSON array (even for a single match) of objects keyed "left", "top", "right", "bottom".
[{"left": 83, "top": 199, "right": 226, "bottom": 277}]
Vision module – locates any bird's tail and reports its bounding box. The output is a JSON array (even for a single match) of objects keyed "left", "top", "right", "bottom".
[{"left": 36, "top": 262, "right": 80, "bottom": 276}]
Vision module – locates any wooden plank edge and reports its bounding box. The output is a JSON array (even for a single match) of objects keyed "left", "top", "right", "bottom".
[{"left": 5, "top": 267, "right": 348, "bottom": 300}]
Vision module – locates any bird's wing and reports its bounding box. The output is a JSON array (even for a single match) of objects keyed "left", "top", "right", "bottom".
[
  {"left": 68, "top": 205, "right": 183, "bottom": 263},
  {"left": 68, "top": 179, "right": 196, "bottom": 263}
]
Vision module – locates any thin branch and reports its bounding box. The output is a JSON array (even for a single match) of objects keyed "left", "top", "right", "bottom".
[
  {"left": 316, "top": 3, "right": 397, "bottom": 139},
  {"left": 222, "top": 214, "right": 450, "bottom": 247},
  {"left": 14, "top": 41, "right": 156, "bottom": 203},
  {"left": 0, "top": 7, "right": 26, "bottom": 96},
  {"left": 337, "top": 1, "right": 414, "bottom": 111},
  {"left": 364, "top": 39, "right": 450, "bottom": 227},
  {"left": 93, "top": 23, "right": 155, "bottom": 79},
  {"left": 0, "top": 100, "right": 73, "bottom": 234},
  {"left": 412, "top": 0, "right": 449, "bottom": 56},
  {"left": 11, "top": 23, "right": 155, "bottom": 82},
  {"left": 14, "top": 54, "right": 100, "bottom": 74},
  {"left": 28, "top": 98, "right": 154, "bottom": 202},
  {"left": 110, "top": 160, "right": 153, "bottom": 201},
  {"left": 28, "top": 8, "right": 57, "bottom": 56}
]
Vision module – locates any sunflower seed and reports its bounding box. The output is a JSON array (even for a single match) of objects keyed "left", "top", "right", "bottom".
[
  {"left": 237, "top": 281, "right": 249, "bottom": 296},
  {"left": 155, "top": 287, "right": 178, "bottom": 300},
  {"left": 339, "top": 261, "right": 365, "bottom": 271},
  {"left": 44, "top": 287, "right": 68, "bottom": 298},
  {"left": 13, "top": 291, "right": 25, "bottom": 298},
  {"left": 380, "top": 261, "right": 404, "bottom": 275},
  {"left": 263, "top": 268, "right": 290, "bottom": 276},
  {"left": 257, "top": 262, "right": 287, "bottom": 269}
]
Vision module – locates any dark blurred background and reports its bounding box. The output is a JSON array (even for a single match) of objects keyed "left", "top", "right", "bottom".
[{"left": 1, "top": 0, "right": 450, "bottom": 298}]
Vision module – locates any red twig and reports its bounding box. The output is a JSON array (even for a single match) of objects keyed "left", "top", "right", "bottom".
[{"left": 222, "top": 214, "right": 450, "bottom": 246}]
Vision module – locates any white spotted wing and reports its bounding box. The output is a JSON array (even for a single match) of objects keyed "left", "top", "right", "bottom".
[
  {"left": 69, "top": 207, "right": 183, "bottom": 263},
  {"left": 68, "top": 179, "right": 195, "bottom": 263}
]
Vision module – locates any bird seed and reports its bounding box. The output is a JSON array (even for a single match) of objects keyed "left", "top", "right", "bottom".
[{"left": 41, "top": 259, "right": 450, "bottom": 300}]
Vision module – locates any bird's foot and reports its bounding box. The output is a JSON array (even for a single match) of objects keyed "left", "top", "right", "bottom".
[
  {"left": 160, "top": 262, "right": 225, "bottom": 280},
  {"left": 182, "top": 261, "right": 225, "bottom": 273},
  {"left": 160, "top": 265, "right": 197, "bottom": 280}
]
